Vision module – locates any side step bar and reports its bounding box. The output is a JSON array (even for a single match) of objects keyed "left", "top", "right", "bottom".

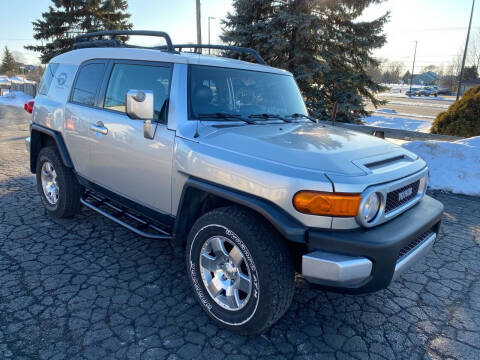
[{"left": 81, "top": 192, "right": 172, "bottom": 240}]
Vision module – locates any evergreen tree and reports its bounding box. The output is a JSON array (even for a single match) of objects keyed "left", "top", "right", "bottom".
[
  {"left": 222, "top": 0, "right": 389, "bottom": 123},
  {"left": 402, "top": 70, "right": 412, "bottom": 84},
  {"left": 0, "top": 47, "right": 19, "bottom": 75},
  {"left": 463, "top": 66, "right": 478, "bottom": 81},
  {"left": 25, "top": 0, "right": 132, "bottom": 64}
]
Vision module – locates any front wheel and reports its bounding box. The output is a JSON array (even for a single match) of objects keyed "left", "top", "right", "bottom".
[{"left": 186, "top": 206, "right": 295, "bottom": 334}]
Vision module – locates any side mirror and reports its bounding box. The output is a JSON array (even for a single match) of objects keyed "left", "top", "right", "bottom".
[
  {"left": 126, "top": 90, "right": 155, "bottom": 139},
  {"left": 126, "top": 90, "right": 154, "bottom": 120}
]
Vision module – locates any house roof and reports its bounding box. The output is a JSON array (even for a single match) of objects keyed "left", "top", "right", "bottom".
[{"left": 412, "top": 71, "right": 441, "bottom": 84}]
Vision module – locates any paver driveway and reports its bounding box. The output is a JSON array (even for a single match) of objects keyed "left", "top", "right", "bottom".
[{"left": 0, "top": 104, "right": 479, "bottom": 359}]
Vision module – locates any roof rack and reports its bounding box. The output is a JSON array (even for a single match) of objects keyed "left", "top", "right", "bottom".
[
  {"left": 73, "top": 30, "right": 175, "bottom": 52},
  {"left": 156, "top": 44, "right": 266, "bottom": 65},
  {"left": 72, "top": 31, "right": 266, "bottom": 65}
]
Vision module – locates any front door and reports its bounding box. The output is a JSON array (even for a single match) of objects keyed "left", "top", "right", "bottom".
[
  {"left": 86, "top": 60, "right": 175, "bottom": 215},
  {"left": 64, "top": 60, "right": 107, "bottom": 177}
]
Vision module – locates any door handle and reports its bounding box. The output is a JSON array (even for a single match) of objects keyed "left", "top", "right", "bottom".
[{"left": 90, "top": 122, "right": 108, "bottom": 135}]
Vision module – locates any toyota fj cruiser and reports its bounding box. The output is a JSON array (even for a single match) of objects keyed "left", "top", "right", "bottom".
[{"left": 25, "top": 31, "right": 443, "bottom": 334}]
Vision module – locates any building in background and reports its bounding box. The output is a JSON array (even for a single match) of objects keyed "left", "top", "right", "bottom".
[
  {"left": 411, "top": 71, "right": 441, "bottom": 86},
  {"left": 459, "top": 78, "right": 480, "bottom": 95}
]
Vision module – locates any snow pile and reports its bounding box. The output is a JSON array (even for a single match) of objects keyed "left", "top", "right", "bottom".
[
  {"left": 403, "top": 137, "right": 480, "bottom": 196},
  {"left": 10, "top": 76, "right": 26, "bottom": 83},
  {"left": 0, "top": 76, "right": 10, "bottom": 85},
  {"left": 363, "top": 114, "right": 431, "bottom": 133},
  {"left": 0, "top": 91, "right": 33, "bottom": 108}
]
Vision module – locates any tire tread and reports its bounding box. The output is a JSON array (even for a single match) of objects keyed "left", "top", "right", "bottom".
[
  {"left": 36, "top": 146, "right": 82, "bottom": 218},
  {"left": 188, "top": 205, "right": 295, "bottom": 334}
]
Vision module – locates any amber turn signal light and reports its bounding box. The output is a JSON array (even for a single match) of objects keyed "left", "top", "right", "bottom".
[{"left": 293, "top": 191, "right": 362, "bottom": 217}]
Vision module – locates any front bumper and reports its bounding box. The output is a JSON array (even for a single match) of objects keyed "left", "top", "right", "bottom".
[{"left": 302, "top": 195, "right": 443, "bottom": 293}]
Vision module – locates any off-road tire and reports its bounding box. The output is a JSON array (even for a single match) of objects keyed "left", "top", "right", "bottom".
[
  {"left": 186, "top": 205, "right": 295, "bottom": 334},
  {"left": 36, "top": 146, "right": 82, "bottom": 218}
]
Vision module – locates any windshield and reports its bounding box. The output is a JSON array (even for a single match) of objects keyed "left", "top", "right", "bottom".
[{"left": 189, "top": 65, "right": 307, "bottom": 120}]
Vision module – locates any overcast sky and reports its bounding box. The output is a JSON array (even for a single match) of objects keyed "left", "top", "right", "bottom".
[{"left": 0, "top": 0, "right": 478, "bottom": 70}]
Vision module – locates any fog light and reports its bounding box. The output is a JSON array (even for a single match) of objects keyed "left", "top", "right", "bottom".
[{"left": 363, "top": 192, "right": 381, "bottom": 223}]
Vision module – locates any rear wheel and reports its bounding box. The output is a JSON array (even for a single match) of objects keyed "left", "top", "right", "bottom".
[
  {"left": 186, "top": 205, "right": 295, "bottom": 334},
  {"left": 36, "top": 146, "right": 82, "bottom": 218}
]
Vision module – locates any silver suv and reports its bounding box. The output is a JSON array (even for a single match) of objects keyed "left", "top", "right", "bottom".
[{"left": 25, "top": 31, "right": 443, "bottom": 334}]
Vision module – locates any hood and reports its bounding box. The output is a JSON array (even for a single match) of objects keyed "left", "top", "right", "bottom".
[{"left": 199, "top": 123, "right": 414, "bottom": 176}]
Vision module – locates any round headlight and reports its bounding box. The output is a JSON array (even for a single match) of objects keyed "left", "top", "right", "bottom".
[{"left": 363, "top": 192, "right": 381, "bottom": 223}]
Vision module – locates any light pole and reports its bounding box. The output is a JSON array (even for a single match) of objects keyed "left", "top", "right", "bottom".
[
  {"left": 208, "top": 16, "right": 216, "bottom": 54},
  {"left": 196, "top": 0, "right": 202, "bottom": 45},
  {"left": 457, "top": 0, "right": 476, "bottom": 100},
  {"left": 409, "top": 41, "right": 418, "bottom": 94}
]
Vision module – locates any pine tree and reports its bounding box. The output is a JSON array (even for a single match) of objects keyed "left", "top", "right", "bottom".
[
  {"left": 222, "top": 0, "right": 389, "bottom": 123},
  {"left": 463, "top": 66, "right": 478, "bottom": 81},
  {"left": 25, "top": 0, "right": 132, "bottom": 64},
  {"left": 0, "top": 47, "right": 19, "bottom": 75}
]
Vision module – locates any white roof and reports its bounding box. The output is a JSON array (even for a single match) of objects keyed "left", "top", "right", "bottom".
[{"left": 51, "top": 48, "right": 290, "bottom": 75}]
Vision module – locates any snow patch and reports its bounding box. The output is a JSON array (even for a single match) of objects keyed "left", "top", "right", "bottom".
[
  {"left": 376, "top": 108, "right": 397, "bottom": 114},
  {"left": 403, "top": 137, "right": 480, "bottom": 196},
  {"left": 378, "top": 92, "right": 452, "bottom": 101},
  {"left": 363, "top": 114, "right": 431, "bottom": 133},
  {"left": 375, "top": 109, "right": 435, "bottom": 119},
  {"left": 385, "top": 100, "right": 450, "bottom": 109},
  {"left": 0, "top": 91, "right": 33, "bottom": 108}
]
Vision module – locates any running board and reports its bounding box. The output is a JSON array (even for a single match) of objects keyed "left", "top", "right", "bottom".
[{"left": 81, "top": 192, "right": 172, "bottom": 240}]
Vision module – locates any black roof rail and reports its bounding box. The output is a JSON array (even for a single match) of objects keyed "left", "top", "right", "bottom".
[
  {"left": 156, "top": 44, "right": 266, "bottom": 65},
  {"left": 73, "top": 30, "right": 175, "bottom": 53}
]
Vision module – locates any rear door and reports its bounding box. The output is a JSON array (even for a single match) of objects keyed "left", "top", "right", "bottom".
[{"left": 87, "top": 60, "right": 175, "bottom": 215}]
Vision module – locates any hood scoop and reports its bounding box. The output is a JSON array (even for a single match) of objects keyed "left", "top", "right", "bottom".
[
  {"left": 353, "top": 151, "right": 417, "bottom": 175},
  {"left": 364, "top": 155, "right": 407, "bottom": 170}
]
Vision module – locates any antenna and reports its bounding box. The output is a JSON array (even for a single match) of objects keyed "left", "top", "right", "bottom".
[{"left": 194, "top": 119, "right": 200, "bottom": 138}]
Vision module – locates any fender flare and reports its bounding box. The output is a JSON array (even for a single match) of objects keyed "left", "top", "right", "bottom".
[
  {"left": 172, "top": 177, "right": 307, "bottom": 246},
  {"left": 30, "top": 124, "right": 73, "bottom": 173}
]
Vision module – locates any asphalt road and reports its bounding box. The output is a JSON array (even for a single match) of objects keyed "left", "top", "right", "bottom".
[
  {"left": 366, "top": 95, "right": 455, "bottom": 119},
  {"left": 0, "top": 105, "right": 479, "bottom": 359}
]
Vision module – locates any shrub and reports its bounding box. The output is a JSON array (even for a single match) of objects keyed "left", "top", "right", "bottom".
[{"left": 430, "top": 85, "right": 480, "bottom": 137}]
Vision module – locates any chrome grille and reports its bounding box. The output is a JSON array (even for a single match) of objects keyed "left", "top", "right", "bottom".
[
  {"left": 385, "top": 180, "right": 420, "bottom": 213},
  {"left": 397, "top": 229, "right": 433, "bottom": 262}
]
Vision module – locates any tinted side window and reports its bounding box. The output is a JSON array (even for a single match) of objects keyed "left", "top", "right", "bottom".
[
  {"left": 104, "top": 63, "right": 171, "bottom": 123},
  {"left": 71, "top": 63, "right": 105, "bottom": 106},
  {"left": 38, "top": 63, "right": 59, "bottom": 95}
]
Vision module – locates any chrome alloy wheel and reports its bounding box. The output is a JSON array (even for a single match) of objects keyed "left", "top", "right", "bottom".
[
  {"left": 199, "top": 236, "right": 252, "bottom": 311},
  {"left": 41, "top": 161, "right": 59, "bottom": 205}
]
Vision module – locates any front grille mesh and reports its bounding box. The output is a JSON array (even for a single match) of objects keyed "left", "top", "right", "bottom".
[
  {"left": 385, "top": 180, "right": 420, "bottom": 213},
  {"left": 397, "top": 229, "right": 433, "bottom": 261}
]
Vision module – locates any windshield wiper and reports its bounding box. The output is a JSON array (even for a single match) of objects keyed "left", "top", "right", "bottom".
[
  {"left": 248, "top": 113, "right": 292, "bottom": 123},
  {"left": 285, "top": 113, "right": 318, "bottom": 123},
  {"left": 197, "top": 112, "right": 256, "bottom": 124}
]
